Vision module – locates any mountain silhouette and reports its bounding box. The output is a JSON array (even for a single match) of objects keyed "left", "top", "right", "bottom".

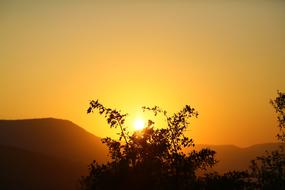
[
  {"left": 0, "top": 118, "right": 282, "bottom": 189},
  {"left": 192, "top": 143, "right": 282, "bottom": 173},
  {"left": 0, "top": 118, "right": 109, "bottom": 190},
  {"left": 0, "top": 145, "right": 84, "bottom": 190},
  {"left": 0, "top": 118, "right": 108, "bottom": 164}
]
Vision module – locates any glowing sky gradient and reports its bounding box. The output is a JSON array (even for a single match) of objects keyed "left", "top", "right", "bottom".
[{"left": 1, "top": 0, "right": 285, "bottom": 146}]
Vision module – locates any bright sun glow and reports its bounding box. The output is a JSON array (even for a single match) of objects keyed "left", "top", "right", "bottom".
[{"left": 134, "top": 119, "right": 145, "bottom": 131}]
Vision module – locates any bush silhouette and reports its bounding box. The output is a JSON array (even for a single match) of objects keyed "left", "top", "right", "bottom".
[
  {"left": 81, "top": 92, "right": 285, "bottom": 189},
  {"left": 271, "top": 91, "right": 285, "bottom": 142},
  {"left": 80, "top": 101, "right": 216, "bottom": 190},
  {"left": 198, "top": 171, "right": 253, "bottom": 190},
  {"left": 248, "top": 91, "right": 285, "bottom": 189},
  {"left": 195, "top": 91, "right": 285, "bottom": 190}
]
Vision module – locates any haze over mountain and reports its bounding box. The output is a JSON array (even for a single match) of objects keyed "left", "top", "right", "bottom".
[{"left": 0, "top": 118, "right": 282, "bottom": 189}]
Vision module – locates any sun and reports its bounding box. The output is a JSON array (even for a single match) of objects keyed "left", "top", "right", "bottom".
[{"left": 134, "top": 119, "right": 145, "bottom": 131}]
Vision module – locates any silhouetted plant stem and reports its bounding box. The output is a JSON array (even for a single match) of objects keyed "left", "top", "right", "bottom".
[
  {"left": 118, "top": 119, "right": 129, "bottom": 148},
  {"left": 168, "top": 119, "right": 178, "bottom": 154}
]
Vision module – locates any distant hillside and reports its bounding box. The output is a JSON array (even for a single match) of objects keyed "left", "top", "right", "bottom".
[
  {"left": 0, "top": 145, "right": 85, "bottom": 190},
  {"left": 0, "top": 118, "right": 281, "bottom": 173},
  {"left": 0, "top": 118, "right": 108, "bottom": 164},
  {"left": 191, "top": 143, "right": 283, "bottom": 173},
  {"left": 0, "top": 118, "right": 282, "bottom": 189}
]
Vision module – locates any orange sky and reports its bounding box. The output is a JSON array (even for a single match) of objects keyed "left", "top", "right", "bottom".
[{"left": 1, "top": 0, "right": 285, "bottom": 147}]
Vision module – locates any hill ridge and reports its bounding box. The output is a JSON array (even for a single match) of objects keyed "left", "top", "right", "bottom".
[{"left": 0, "top": 118, "right": 108, "bottom": 164}]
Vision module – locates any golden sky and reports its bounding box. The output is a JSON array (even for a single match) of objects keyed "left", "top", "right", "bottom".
[{"left": 1, "top": 0, "right": 285, "bottom": 147}]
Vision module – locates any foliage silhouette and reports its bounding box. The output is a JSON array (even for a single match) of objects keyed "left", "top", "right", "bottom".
[
  {"left": 203, "top": 90, "right": 285, "bottom": 190},
  {"left": 192, "top": 91, "right": 285, "bottom": 190},
  {"left": 270, "top": 91, "right": 285, "bottom": 142},
  {"left": 197, "top": 171, "right": 254, "bottom": 190},
  {"left": 81, "top": 91, "right": 285, "bottom": 189},
  {"left": 248, "top": 91, "right": 285, "bottom": 189},
  {"left": 81, "top": 100, "right": 216, "bottom": 190}
]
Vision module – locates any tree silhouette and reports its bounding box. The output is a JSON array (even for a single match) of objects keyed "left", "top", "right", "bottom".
[
  {"left": 80, "top": 92, "right": 285, "bottom": 189},
  {"left": 248, "top": 91, "right": 285, "bottom": 189},
  {"left": 271, "top": 91, "right": 285, "bottom": 142},
  {"left": 198, "top": 171, "right": 253, "bottom": 190},
  {"left": 201, "top": 91, "right": 285, "bottom": 190},
  {"left": 81, "top": 100, "right": 216, "bottom": 190}
]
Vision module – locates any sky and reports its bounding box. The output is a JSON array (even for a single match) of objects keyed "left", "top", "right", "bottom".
[{"left": 1, "top": 0, "right": 285, "bottom": 147}]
